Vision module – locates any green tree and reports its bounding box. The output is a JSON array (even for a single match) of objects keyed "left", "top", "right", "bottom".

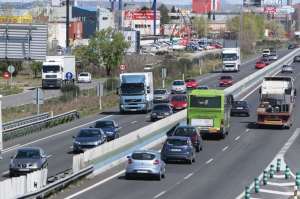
[
  {"left": 0, "top": 61, "right": 22, "bottom": 76},
  {"left": 158, "top": 4, "right": 170, "bottom": 24},
  {"left": 265, "top": 20, "right": 285, "bottom": 38},
  {"left": 193, "top": 16, "right": 209, "bottom": 38},
  {"left": 170, "top": 6, "right": 176, "bottom": 20},
  {"left": 29, "top": 61, "right": 42, "bottom": 77},
  {"left": 141, "top": 6, "right": 149, "bottom": 10}
]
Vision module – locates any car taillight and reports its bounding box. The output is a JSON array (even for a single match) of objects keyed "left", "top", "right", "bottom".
[
  {"left": 221, "top": 119, "right": 224, "bottom": 125},
  {"left": 153, "top": 160, "right": 159, "bottom": 165},
  {"left": 232, "top": 107, "right": 236, "bottom": 110},
  {"left": 186, "top": 141, "right": 189, "bottom": 146},
  {"left": 163, "top": 141, "right": 167, "bottom": 145},
  {"left": 128, "top": 159, "right": 133, "bottom": 164},
  {"left": 194, "top": 134, "right": 199, "bottom": 142},
  {"left": 244, "top": 107, "right": 249, "bottom": 110}
]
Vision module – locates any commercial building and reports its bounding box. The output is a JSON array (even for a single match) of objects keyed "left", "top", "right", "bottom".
[
  {"left": 0, "top": 10, "right": 33, "bottom": 23},
  {"left": 192, "top": 0, "right": 220, "bottom": 14}
]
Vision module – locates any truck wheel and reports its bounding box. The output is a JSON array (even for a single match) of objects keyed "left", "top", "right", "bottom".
[{"left": 257, "top": 124, "right": 263, "bottom": 129}]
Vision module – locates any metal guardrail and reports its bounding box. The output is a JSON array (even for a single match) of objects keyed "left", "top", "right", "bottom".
[
  {"left": 3, "top": 110, "right": 80, "bottom": 141},
  {"left": 13, "top": 165, "right": 94, "bottom": 199},
  {"left": 2, "top": 112, "right": 49, "bottom": 131},
  {"left": 47, "top": 168, "right": 73, "bottom": 183}
]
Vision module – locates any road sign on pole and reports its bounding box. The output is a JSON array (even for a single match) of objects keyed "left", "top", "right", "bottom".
[
  {"left": 65, "top": 72, "right": 73, "bottom": 80},
  {"left": 119, "top": 64, "right": 126, "bottom": 72},
  {"left": 97, "top": 83, "right": 104, "bottom": 110},
  {"left": 33, "top": 87, "right": 44, "bottom": 115},
  {"left": 3, "top": 72, "right": 9, "bottom": 86},
  {"left": 7, "top": 65, "right": 15, "bottom": 86}
]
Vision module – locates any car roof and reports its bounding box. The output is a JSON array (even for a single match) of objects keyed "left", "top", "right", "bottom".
[
  {"left": 80, "top": 128, "right": 101, "bottom": 131},
  {"left": 220, "top": 76, "right": 232, "bottom": 78},
  {"left": 95, "top": 119, "right": 114, "bottom": 123},
  {"left": 166, "top": 136, "right": 189, "bottom": 140},
  {"left": 173, "top": 80, "right": 184, "bottom": 82},
  {"left": 132, "top": 150, "right": 157, "bottom": 153},
  {"left": 154, "top": 89, "right": 167, "bottom": 91},
  {"left": 176, "top": 125, "right": 196, "bottom": 129},
  {"left": 17, "top": 147, "right": 42, "bottom": 151},
  {"left": 172, "top": 94, "right": 187, "bottom": 96}
]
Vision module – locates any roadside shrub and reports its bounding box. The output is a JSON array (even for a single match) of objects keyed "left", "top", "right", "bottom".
[
  {"left": 60, "top": 84, "right": 80, "bottom": 102},
  {"left": 104, "top": 77, "right": 119, "bottom": 92},
  {"left": 178, "top": 58, "right": 192, "bottom": 72}
]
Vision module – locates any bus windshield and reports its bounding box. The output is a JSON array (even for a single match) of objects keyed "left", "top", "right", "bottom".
[{"left": 189, "top": 96, "right": 221, "bottom": 108}]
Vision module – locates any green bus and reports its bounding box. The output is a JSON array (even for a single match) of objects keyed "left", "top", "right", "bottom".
[{"left": 187, "top": 90, "right": 234, "bottom": 139}]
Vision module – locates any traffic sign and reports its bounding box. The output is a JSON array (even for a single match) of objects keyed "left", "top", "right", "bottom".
[
  {"left": 32, "top": 87, "right": 44, "bottom": 104},
  {"left": 4, "top": 72, "right": 9, "bottom": 79},
  {"left": 119, "top": 64, "right": 126, "bottom": 71},
  {"left": 8, "top": 65, "right": 15, "bottom": 73},
  {"left": 66, "top": 72, "right": 73, "bottom": 80}
]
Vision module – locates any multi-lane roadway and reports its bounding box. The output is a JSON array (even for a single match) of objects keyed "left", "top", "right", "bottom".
[{"left": 1, "top": 48, "right": 298, "bottom": 199}]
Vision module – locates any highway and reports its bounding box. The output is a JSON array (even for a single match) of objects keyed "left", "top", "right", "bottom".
[{"left": 1, "top": 48, "right": 297, "bottom": 198}]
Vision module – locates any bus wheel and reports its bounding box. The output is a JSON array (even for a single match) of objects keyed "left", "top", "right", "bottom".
[
  {"left": 226, "top": 130, "right": 229, "bottom": 135},
  {"left": 221, "top": 133, "right": 226, "bottom": 139},
  {"left": 257, "top": 124, "right": 263, "bottom": 129}
]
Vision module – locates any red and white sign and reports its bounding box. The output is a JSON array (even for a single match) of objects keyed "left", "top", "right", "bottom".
[
  {"left": 124, "top": 10, "right": 160, "bottom": 20},
  {"left": 119, "top": 64, "right": 126, "bottom": 71},
  {"left": 264, "top": 7, "right": 277, "bottom": 14},
  {"left": 4, "top": 71, "right": 9, "bottom": 79}
]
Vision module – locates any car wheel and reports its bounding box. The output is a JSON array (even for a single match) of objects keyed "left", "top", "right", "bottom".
[
  {"left": 247, "top": 113, "right": 250, "bottom": 117},
  {"left": 221, "top": 132, "right": 226, "bottom": 139},
  {"left": 188, "top": 157, "right": 193, "bottom": 164},
  {"left": 219, "top": 84, "right": 222, "bottom": 87},
  {"left": 257, "top": 124, "right": 263, "bottom": 129},
  {"left": 156, "top": 170, "right": 162, "bottom": 181},
  {"left": 192, "top": 155, "right": 196, "bottom": 162},
  {"left": 125, "top": 173, "right": 130, "bottom": 180},
  {"left": 196, "top": 144, "right": 200, "bottom": 152},
  {"left": 161, "top": 172, "right": 165, "bottom": 178},
  {"left": 9, "top": 172, "right": 14, "bottom": 177},
  {"left": 150, "top": 119, "right": 155, "bottom": 122},
  {"left": 230, "top": 113, "right": 233, "bottom": 116},
  {"left": 73, "top": 150, "right": 77, "bottom": 154},
  {"left": 115, "top": 133, "right": 120, "bottom": 139}
]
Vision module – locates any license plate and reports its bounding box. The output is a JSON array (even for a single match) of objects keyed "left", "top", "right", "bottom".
[
  {"left": 209, "top": 128, "right": 217, "bottom": 133},
  {"left": 171, "top": 149, "right": 181, "bottom": 151},
  {"left": 137, "top": 170, "right": 148, "bottom": 173},
  {"left": 237, "top": 107, "right": 243, "bottom": 109},
  {"left": 187, "top": 86, "right": 192, "bottom": 87},
  {"left": 19, "top": 169, "right": 29, "bottom": 171},
  {"left": 130, "top": 109, "right": 136, "bottom": 111},
  {"left": 157, "top": 116, "right": 164, "bottom": 118},
  {"left": 49, "top": 85, "right": 53, "bottom": 87},
  {"left": 223, "top": 83, "right": 228, "bottom": 84},
  {"left": 175, "top": 107, "right": 182, "bottom": 109}
]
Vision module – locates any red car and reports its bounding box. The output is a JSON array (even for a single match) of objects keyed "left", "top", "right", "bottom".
[
  {"left": 185, "top": 78, "right": 197, "bottom": 89},
  {"left": 219, "top": 75, "right": 233, "bottom": 87},
  {"left": 255, "top": 61, "right": 265, "bottom": 69},
  {"left": 170, "top": 94, "right": 188, "bottom": 111},
  {"left": 294, "top": 44, "right": 299, "bottom": 48},
  {"left": 214, "top": 44, "right": 223, "bottom": 49}
]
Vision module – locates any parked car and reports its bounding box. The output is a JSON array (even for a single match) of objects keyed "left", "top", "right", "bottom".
[
  {"left": 230, "top": 100, "right": 250, "bottom": 117},
  {"left": 255, "top": 61, "right": 265, "bottom": 69},
  {"left": 219, "top": 75, "right": 233, "bottom": 87},
  {"left": 269, "top": 47, "right": 276, "bottom": 52},
  {"left": 153, "top": 89, "right": 169, "bottom": 103},
  {"left": 150, "top": 103, "right": 173, "bottom": 122},
  {"left": 155, "top": 50, "right": 169, "bottom": 55},
  {"left": 288, "top": 44, "right": 294, "bottom": 49},
  {"left": 164, "top": 54, "right": 174, "bottom": 62},
  {"left": 172, "top": 126, "right": 203, "bottom": 152},
  {"left": 72, "top": 128, "right": 107, "bottom": 153},
  {"left": 269, "top": 54, "right": 277, "bottom": 61},
  {"left": 161, "top": 136, "right": 196, "bottom": 164},
  {"left": 90, "top": 120, "right": 120, "bottom": 141},
  {"left": 196, "top": 85, "right": 210, "bottom": 90},
  {"left": 77, "top": 72, "right": 92, "bottom": 83},
  {"left": 294, "top": 55, "right": 300, "bottom": 62},
  {"left": 170, "top": 94, "right": 188, "bottom": 111},
  {"left": 260, "top": 58, "right": 269, "bottom": 65},
  {"left": 144, "top": 64, "right": 153, "bottom": 71},
  {"left": 9, "top": 147, "right": 48, "bottom": 177},
  {"left": 282, "top": 64, "right": 293, "bottom": 73},
  {"left": 125, "top": 150, "right": 166, "bottom": 180},
  {"left": 171, "top": 80, "right": 187, "bottom": 94},
  {"left": 185, "top": 78, "right": 197, "bottom": 89}
]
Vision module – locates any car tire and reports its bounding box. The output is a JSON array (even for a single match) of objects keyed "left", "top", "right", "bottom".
[
  {"left": 9, "top": 172, "right": 14, "bottom": 177},
  {"left": 247, "top": 113, "right": 250, "bottom": 117},
  {"left": 221, "top": 133, "right": 226, "bottom": 139},
  {"left": 161, "top": 172, "right": 165, "bottom": 178},
  {"left": 125, "top": 173, "right": 130, "bottom": 180},
  {"left": 156, "top": 171, "right": 162, "bottom": 181},
  {"left": 115, "top": 133, "right": 120, "bottom": 139},
  {"left": 150, "top": 119, "right": 155, "bottom": 122},
  {"left": 219, "top": 84, "right": 222, "bottom": 87},
  {"left": 257, "top": 124, "right": 263, "bottom": 129},
  {"left": 188, "top": 158, "right": 192, "bottom": 164},
  {"left": 196, "top": 144, "right": 200, "bottom": 152},
  {"left": 192, "top": 156, "right": 196, "bottom": 162},
  {"left": 230, "top": 113, "right": 233, "bottom": 116}
]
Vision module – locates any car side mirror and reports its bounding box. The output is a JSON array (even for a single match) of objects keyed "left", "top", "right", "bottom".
[
  {"left": 116, "top": 125, "right": 119, "bottom": 128},
  {"left": 147, "top": 89, "right": 150, "bottom": 94},
  {"left": 127, "top": 156, "right": 130, "bottom": 158},
  {"left": 42, "top": 155, "right": 46, "bottom": 158},
  {"left": 10, "top": 155, "right": 13, "bottom": 158}
]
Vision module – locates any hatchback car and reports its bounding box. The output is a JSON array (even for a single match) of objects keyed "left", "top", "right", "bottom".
[
  {"left": 260, "top": 58, "right": 269, "bottom": 65},
  {"left": 185, "top": 78, "right": 197, "bottom": 89},
  {"left": 150, "top": 103, "right": 173, "bottom": 122},
  {"left": 219, "top": 75, "right": 233, "bottom": 86},
  {"left": 77, "top": 72, "right": 92, "bottom": 83},
  {"left": 90, "top": 120, "right": 120, "bottom": 141},
  {"left": 269, "top": 54, "right": 277, "bottom": 61},
  {"left": 269, "top": 47, "right": 276, "bottom": 52},
  {"left": 231, "top": 100, "right": 250, "bottom": 117},
  {"left": 196, "top": 85, "right": 210, "bottom": 90},
  {"left": 125, "top": 150, "right": 166, "bottom": 180},
  {"left": 294, "top": 55, "right": 300, "bottom": 62},
  {"left": 288, "top": 44, "right": 294, "bottom": 49},
  {"left": 153, "top": 89, "right": 169, "bottom": 103},
  {"left": 255, "top": 61, "right": 265, "bottom": 69},
  {"left": 170, "top": 94, "right": 188, "bottom": 111},
  {"left": 171, "top": 80, "right": 187, "bottom": 94},
  {"left": 72, "top": 128, "right": 107, "bottom": 153},
  {"left": 9, "top": 147, "right": 48, "bottom": 177},
  {"left": 282, "top": 64, "right": 293, "bottom": 73},
  {"left": 172, "top": 126, "right": 203, "bottom": 152},
  {"left": 161, "top": 136, "right": 196, "bottom": 164}
]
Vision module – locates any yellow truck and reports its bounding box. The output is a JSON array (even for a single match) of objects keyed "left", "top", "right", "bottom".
[{"left": 262, "top": 49, "right": 270, "bottom": 57}]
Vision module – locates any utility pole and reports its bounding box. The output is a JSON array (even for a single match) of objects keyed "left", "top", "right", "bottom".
[
  {"left": 66, "top": 0, "right": 70, "bottom": 47},
  {"left": 239, "top": 6, "right": 242, "bottom": 42}
]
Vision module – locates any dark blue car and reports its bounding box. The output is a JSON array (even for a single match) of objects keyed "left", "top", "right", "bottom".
[{"left": 90, "top": 120, "right": 120, "bottom": 141}]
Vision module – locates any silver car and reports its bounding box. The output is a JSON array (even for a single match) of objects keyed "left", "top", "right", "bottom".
[
  {"left": 171, "top": 80, "right": 187, "bottom": 94},
  {"left": 77, "top": 72, "right": 92, "bottom": 83},
  {"left": 9, "top": 147, "right": 48, "bottom": 177},
  {"left": 153, "top": 89, "right": 169, "bottom": 103},
  {"left": 269, "top": 54, "right": 277, "bottom": 61},
  {"left": 282, "top": 64, "right": 293, "bottom": 73},
  {"left": 125, "top": 150, "right": 166, "bottom": 180}
]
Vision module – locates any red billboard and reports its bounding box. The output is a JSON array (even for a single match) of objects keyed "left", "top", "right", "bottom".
[
  {"left": 124, "top": 10, "right": 160, "bottom": 20},
  {"left": 264, "top": 7, "right": 277, "bottom": 13}
]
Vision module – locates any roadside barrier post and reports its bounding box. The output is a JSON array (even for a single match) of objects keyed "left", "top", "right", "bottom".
[
  {"left": 255, "top": 178, "right": 259, "bottom": 193},
  {"left": 245, "top": 186, "right": 250, "bottom": 199},
  {"left": 294, "top": 185, "right": 298, "bottom": 199},
  {"left": 277, "top": 158, "right": 281, "bottom": 172},
  {"left": 263, "top": 170, "right": 268, "bottom": 185},
  {"left": 286, "top": 165, "right": 290, "bottom": 179},
  {"left": 270, "top": 164, "right": 274, "bottom": 178},
  {"left": 296, "top": 172, "right": 300, "bottom": 186}
]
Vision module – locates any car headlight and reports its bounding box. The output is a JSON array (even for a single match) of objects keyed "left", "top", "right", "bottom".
[
  {"left": 74, "top": 141, "right": 80, "bottom": 145},
  {"left": 152, "top": 113, "right": 157, "bottom": 115},
  {"left": 164, "top": 113, "right": 169, "bottom": 115},
  {"left": 183, "top": 104, "right": 187, "bottom": 107},
  {"left": 94, "top": 141, "right": 100, "bottom": 145},
  {"left": 170, "top": 103, "right": 174, "bottom": 107},
  {"left": 10, "top": 163, "right": 16, "bottom": 167},
  {"left": 106, "top": 131, "right": 114, "bottom": 135},
  {"left": 31, "top": 163, "right": 39, "bottom": 168}
]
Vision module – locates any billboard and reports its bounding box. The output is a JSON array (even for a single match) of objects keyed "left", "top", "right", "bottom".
[
  {"left": 244, "top": 0, "right": 261, "bottom": 7},
  {"left": 264, "top": 7, "right": 277, "bottom": 13},
  {"left": 264, "top": 0, "right": 282, "bottom": 7},
  {"left": 124, "top": 10, "right": 160, "bottom": 21}
]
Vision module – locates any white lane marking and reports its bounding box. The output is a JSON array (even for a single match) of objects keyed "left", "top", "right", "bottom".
[
  {"left": 267, "top": 182, "right": 295, "bottom": 186},
  {"left": 3, "top": 144, "right": 20, "bottom": 152},
  {"left": 154, "top": 191, "right": 166, "bottom": 198},
  {"left": 131, "top": 121, "right": 137, "bottom": 124},
  {"left": 259, "top": 189, "right": 293, "bottom": 196},
  {"left": 222, "top": 146, "right": 228, "bottom": 151},
  {"left": 235, "top": 136, "right": 240, "bottom": 140},
  {"left": 2, "top": 115, "right": 113, "bottom": 154},
  {"left": 246, "top": 129, "right": 249, "bottom": 132},
  {"left": 184, "top": 173, "right": 193, "bottom": 180},
  {"left": 2, "top": 171, "right": 9, "bottom": 174},
  {"left": 206, "top": 159, "right": 213, "bottom": 164}
]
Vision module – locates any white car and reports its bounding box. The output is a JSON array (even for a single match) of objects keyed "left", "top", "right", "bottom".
[{"left": 77, "top": 72, "right": 92, "bottom": 83}]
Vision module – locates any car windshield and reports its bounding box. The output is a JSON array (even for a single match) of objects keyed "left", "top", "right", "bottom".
[
  {"left": 220, "top": 76, "right": 231, "bottom": 79},
  {"left": 166, "top": 139, "right": 187, "bottom": 146},
  {"left": 233, "top": 101, "right": 248, "bottom": 106},
  {"left": 283, "top": 65, "right": 290, "bottom": 68},
  {"left": 94, "top": 121, "right": 114, "bottom": 128},
  {"left": 270, "top": 54, "right": 276, "bottom": 56},
  {"left": 171, "top": 95, "right": 187, "bottom": 101},
  {"left": 257, "top": 62, "right": 263, "bottom": 64},
  {"left": 185, "top": 79, "right": 196, "bottom": 82},
  {"left": 78, "top": 130, "right": 101, "bottom": 137},
  {"left": 153, "top": 104, "right": 170, "bottom": 110},
  {"left": 173, "top": 81, "right": 184, "bottom": 85},
  {"left": 154, "top": 90, "right": 166, "bottom": 94},
  {"left": 173, "top": 128, "right": 196, "bottom": 136},
  {"left": 79, "top": 73, "right": 89, "bottom": 76},
  {"left": 15, "top": 150, "right": 40, "bottom": 159},
  {"left": 131, "top": 153, "right": 155, "bottom": 160},
  {"left": 197, "top": 86, "right": 208, "bottom": 89}
]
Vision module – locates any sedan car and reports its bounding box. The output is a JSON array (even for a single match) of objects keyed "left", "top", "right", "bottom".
[
  {"left": 153, "top": 89, "right": 169, "bottom": 103},
  {"left": 255, "top": 61, "right": 265, "bottom": 69},
  {"left": 230, "top": 100, "right": 250, "bottom": 117},
  {"left": 72, "top": 128, "right": 107, "bottom": 153},
  {"left": 196, "top": 85, "right": 210, "bottom": 90},
  {"left": 172, "top": 126, "right": 202, "bottom": 152},
  {"left": 90, "top": 120, "right": 120, "bottom": 141},
  {"left": 125, "top": 150, "right": 166, "bottom": 180},
  {"left": 269, "top": 47, "right": 276, "bottom": 52},
  {"left": 260, "top": 58, "right": 269, "bottom": 65},
  {"left": 288, "top": 44, "right": 294, "bottom": 49},
  {"left": 170, "top": 94, "right": 188, "bottom": 111},
  {"left": 161, "top": 136, "right": 196, "bottom": 164},
  {"left": 282, "top": 64, "right": 293, "bottom": 73},
  {"left": 269, "top": 54, "right": 277, "bottom": 61},
  {"left": 294, "top": 55, "right": 300, "bottom": 62},
  {"left": 77, "top": 72, "right": 92, "bottom": 83},
  {"left": 185, "top": 78, "right": 197, "bottom": 89},
  {"left": 171, "top": 80, "right": 187, "bottom": 94},
  {"left": 9, "top": 147, "right": 48, "bottom": 177},
  {"left": 150, "top": 103, "right": 173, "bottom": 122},
  {"left": 219, "top": 75, "right": 233, "bottom": 87}
]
